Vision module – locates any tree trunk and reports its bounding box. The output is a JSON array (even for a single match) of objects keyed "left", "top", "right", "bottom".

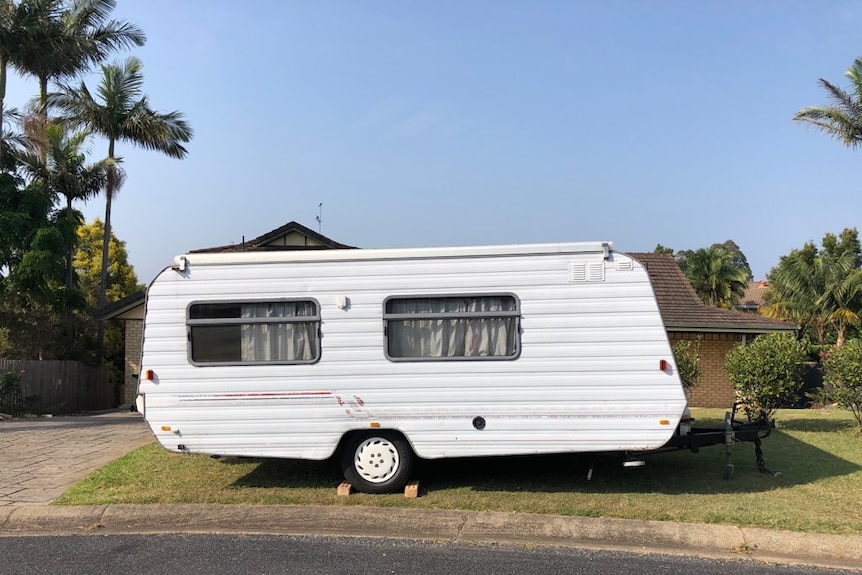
[
  {"left": 99, "top": 140, "right": 116, "bottom": 309},
  {"left": 837, "top": 325, "right": 846, "bottom": 347},
  {"left": 97, "top": 139, "right": 117, "bottom": 355},
  {"left": 65, "top": 197, "right": 74, "bottom": 289},
  {"left": 0, "top": 56, "right": 7, "bottom": 172}
]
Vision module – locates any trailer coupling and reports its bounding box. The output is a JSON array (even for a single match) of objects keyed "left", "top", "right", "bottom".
[{"left": 661, "top": 407, "right": 778, "bottom": 479}]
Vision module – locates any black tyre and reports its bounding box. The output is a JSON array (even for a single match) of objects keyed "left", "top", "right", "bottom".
[{"left": 341, "top": 431, "right": 413, "bottom": 494}]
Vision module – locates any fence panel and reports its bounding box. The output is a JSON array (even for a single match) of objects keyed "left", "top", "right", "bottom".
[{"left": 0, "top": 360, "right": 115, "bottom": 415}]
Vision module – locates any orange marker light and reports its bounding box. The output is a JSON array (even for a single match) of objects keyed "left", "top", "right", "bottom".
[
  {"left": 369, "top": 422, "right": 381, "bottom": 428},
  {"left": 659, "top": 420, "right": 670, "bottom": 426},
  {"left": 142, "top": 369, "right": 155, "bottom": 381},
  {"left": 161, "top": 426, "right": 171, "bottom": 431}
]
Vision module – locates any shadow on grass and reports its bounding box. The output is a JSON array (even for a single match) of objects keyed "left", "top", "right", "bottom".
[
  {"left": 231, "top": 457, "right": 341, "bottom": 489},
  {"left": 229, "top": 430, "right": 860, "bottom": 496},
  {"left": 777, "top": 418, "right": 859, "bottom": 433}
]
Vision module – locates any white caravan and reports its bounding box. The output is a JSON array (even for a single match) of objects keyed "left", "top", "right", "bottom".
[{"left": 136, "top": 241, "right": 689, "bottom": 493}]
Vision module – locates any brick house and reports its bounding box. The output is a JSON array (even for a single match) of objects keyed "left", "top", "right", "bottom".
[
  {"left": 629, "top": 253, "right": 796, "bottom": 408},
  {"left": 101, "top": 229, "right": 796, "bottom": 408}
]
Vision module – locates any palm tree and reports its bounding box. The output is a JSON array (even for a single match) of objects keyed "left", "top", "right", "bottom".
[
  {"left": 793, "top": 58, "right": 862, "bottom": 148},
  {"left": 14, "top": 0, "right": 145, "bottom": 115},
  {"left": 763, "top": 244, "right": 830, "bottom": 343},
  {"left": 16, "top": 121, "right": 108, "bottom": 287},
  {"left": 763, "top": 244, "right": 862, "bottom": 346},
  {"left": 48, "top": 56, "right": 192, "bottom": 309},
  {"left": 681, "top": 245, "right": 748, "bottom": 308},
  {"left": 0, "top": 0, "right": 38, "bottom": 170}
]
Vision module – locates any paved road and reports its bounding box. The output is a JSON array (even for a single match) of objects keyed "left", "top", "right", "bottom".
[
  {"left": 0, "top": 534, "right": 856, "bottom": 575},
  {"left": 0, "top": 411, "right": 152, "bottom": 505}
]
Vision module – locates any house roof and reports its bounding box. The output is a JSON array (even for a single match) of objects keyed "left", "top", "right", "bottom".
[
  {"left": 627, "top": 253, "right": 796, "bottom": 333},
  {"left": 739, "top": 280, "right": 769, "bottom": 311},
  {"left": 100, "top": 221, "right": 349, "bottom": 320},
  {"left": 96, "top": 289, "right": 146, "bottom": 321},
  {"left": 190, "top": 221, "right": 355, "bottom": 253}
]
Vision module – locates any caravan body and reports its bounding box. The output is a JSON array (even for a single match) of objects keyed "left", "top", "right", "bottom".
[{"left": 137, "top": 242, "right": 687, "bottom": 491}]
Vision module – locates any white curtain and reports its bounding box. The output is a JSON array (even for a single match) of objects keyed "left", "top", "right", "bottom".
[
  {"left": 240, "top": 302, "right": 316, "bottom": 361},
  {"left": 388, "top": 297, "right": 517, "bottom": 358}
]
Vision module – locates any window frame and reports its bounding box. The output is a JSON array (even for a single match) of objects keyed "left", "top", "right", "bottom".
[
  {"left": 382, "top": 293, "right": 522, "bottom": 362},
  {"left": 186, "top": 298, "right": 322, "bottom": 367}
]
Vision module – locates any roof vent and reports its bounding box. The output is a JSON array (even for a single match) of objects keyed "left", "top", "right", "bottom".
[{"left": 569, "top": 261, "right": 605, "bottom": 283}]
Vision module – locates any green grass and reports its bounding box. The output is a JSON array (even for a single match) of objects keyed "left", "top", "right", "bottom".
[{"left": 56, "top": 408, "right": 862, "bottom": 535}]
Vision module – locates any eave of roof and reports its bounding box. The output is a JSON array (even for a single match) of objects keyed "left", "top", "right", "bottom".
[
  {"left": 97, "top": 289, "right": 146, "bottom": 321},
  {"left": 627, "top": 252, "right": 797, "bottom": 333}
]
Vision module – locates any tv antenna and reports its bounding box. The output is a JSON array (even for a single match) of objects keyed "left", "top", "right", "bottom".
[{"left": 315, "top": 202, "right": 323, "bottom": 233}]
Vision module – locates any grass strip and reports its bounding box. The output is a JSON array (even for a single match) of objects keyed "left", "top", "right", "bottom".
[{"left": 56, "top": 408, "right": 862, "bottom": 534}]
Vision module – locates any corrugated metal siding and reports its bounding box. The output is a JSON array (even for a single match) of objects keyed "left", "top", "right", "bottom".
[{"left": 139, "top": 248, "right": 686, "bottom": 459}]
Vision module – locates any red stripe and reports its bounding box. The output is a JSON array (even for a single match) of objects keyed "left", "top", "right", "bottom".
[{"left": 211, "top": 391, "right": 332, "bottom": 398}]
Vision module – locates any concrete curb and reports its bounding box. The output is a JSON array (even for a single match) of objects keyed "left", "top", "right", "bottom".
[{"left": 0, "top": 504, "right": 860, "bottom": 570}]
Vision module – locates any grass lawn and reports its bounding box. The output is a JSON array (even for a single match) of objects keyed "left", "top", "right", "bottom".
[{"left": 56, "top": 408, "right": 862, "bottom": 535}]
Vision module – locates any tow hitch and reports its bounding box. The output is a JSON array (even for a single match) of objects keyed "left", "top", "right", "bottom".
[{"left": 663, "top": 405, "right": 777, "bottom": 479}]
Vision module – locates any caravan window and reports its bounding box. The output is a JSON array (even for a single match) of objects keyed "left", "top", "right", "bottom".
[
  {"left": 187, "top": 300, "right": 320, "bottom": 365},
  {"left": 384, "top": 295, "right": 520, "bottom": 361}
]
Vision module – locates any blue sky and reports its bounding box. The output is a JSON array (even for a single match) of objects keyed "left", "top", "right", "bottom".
[{"left": 5, "top": 0, "right": 862, "bottom": 284}]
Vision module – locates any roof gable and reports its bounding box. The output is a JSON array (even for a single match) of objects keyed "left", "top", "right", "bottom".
[{"left": 190, "top": 221, "right": 355, "bottom": 253}]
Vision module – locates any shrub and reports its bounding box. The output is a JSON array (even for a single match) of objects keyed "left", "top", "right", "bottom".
[
  {"left": 822, "top": 339, "right": 862, "bottom": 429},
  {"left": 0, "top": 371, "right": 26, "bottom": 417},
  {"left": 672, "top": 339, "right": 701, "bottom": 389},
  {"left": 724, "top": 333, "right": 807, "bottom": 421}
]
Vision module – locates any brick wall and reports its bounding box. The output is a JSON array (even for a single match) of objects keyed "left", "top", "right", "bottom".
[
  {"left": 123, "top": 319, "right": 143, "bottom": 405},
  {"left": 670, "top": 332, "right": 742, "bottom": 408}
]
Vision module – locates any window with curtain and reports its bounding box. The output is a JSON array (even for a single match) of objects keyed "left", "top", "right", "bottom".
[
  {"left": 384, "top": 295, "right": 520, "bottom": 361},
  {"left": 188, "top": 300, "right": 320, "bottom": 365}
]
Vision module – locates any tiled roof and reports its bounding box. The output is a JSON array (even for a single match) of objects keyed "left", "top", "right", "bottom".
[
  {"left": 739, "top": 280, "right": 769, "bottom": 311},
  {"left": 627, "top": 253, "right": 796, "bottom": 333}
]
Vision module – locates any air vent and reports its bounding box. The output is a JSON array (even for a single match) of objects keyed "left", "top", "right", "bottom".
[
  {"left": 569, "top": 261, "right": 605, "bottom": 283},
  {"left": 616, "top": 259, "right": 633, "bottom": 271}
]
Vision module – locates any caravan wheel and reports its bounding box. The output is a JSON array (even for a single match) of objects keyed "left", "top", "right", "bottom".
[{"left": 341, "top": 432, "right": 413, "bottom": 494}]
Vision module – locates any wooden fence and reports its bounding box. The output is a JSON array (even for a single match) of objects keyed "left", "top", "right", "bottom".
[{"left": 0, "top": 360, "right": 115, "bottom": 415}]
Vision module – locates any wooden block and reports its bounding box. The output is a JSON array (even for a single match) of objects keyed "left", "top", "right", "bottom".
[
  {"left": 404, "top": 480, "right": 419, "bottom": 498},
  {"left": 337, "top": 482, "right": 353, "bottom": 496}
]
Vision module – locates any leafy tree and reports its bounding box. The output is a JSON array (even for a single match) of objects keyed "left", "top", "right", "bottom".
[
  {"left": 822, "top": 339, "right": 862, "bottom": 429},
  {"left": 0, "top": 175, "right": 92, "bottom": 360},
  {"left": 653, "top": 244, "right": 674, "bottom": 255},
  {"left": 676, "top": 244, "right": 749, "bottom": 308},
  {"left": 794, "top": 58, "right": 862, "bottom": 149},
  {"left": 763, "top": 229, "right": 862, "bottom": 346},
  {"left": 716, "top": 240, "right": 753, "bottom": 282},
  {"left": 724, "top": 333, "right": 808, "bottom": 421},
  {"left": 73, "top": 217, "right": 140, "bottom": 306},
  {"left": 73, "top": 217, "right": 140, "bottom": 378},
  {"left": 672, "top": 338, "right": 701, "bottom": 390},
  {"left": 822, "top": 228, "right": 862, "bottom": 268},
  {"left": 49, "top": 55, "right": 192, "bottom": 311},
  {"left": 16, "top": 122, "right": 107, "bottom": 286}
]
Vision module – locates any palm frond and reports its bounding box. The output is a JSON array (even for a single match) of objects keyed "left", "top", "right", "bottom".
[{"left": 794, "top": 59, "right": 862, "bottom": 148}]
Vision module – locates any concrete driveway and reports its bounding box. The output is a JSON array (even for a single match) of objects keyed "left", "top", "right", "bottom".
[{"left": 0, "top": 410, "right": 153, "bottom": 506}]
